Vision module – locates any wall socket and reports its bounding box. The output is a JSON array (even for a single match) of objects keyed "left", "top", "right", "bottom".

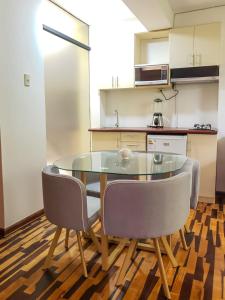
[{"left": 24, "top": 74, "right": 31, "bottom": 87}]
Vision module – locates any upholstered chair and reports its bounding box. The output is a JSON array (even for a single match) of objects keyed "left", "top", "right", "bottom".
[
  {"left": 102, "top": 172, "right": 191, "bottom": 299},
  {"left": 42, "top": 165, "right": 101, "bottom": 277},
  {"left": 174, "top": 159, "right": 200, "bottom": 236}
]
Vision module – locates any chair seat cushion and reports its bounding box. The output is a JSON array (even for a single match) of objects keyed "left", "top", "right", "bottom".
[{"left": 87, "top": 196, "right": 100, "bottom": 226}]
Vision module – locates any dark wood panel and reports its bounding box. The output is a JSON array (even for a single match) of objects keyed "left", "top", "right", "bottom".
[
  {"left": 88, "top": 127, "right": 217, "bottom": 135},
  {"left": 0, "top": 202, "right": 224, "bottom": 300}
]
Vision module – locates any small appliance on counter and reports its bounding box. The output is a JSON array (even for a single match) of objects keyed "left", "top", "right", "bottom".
[
  {"left": 193, "top": 124, "right": 212, "bottom": 130},
  {"left": 148, "top": 98, "right": 164, "bottom": 128},
  {"left": 151, "top": 113, "right": 164, "bottom": 128}
]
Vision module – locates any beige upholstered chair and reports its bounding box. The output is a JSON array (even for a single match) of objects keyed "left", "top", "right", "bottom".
[
  {"left": 42, "top": 165, "right": 101, "bottom": 277},
  {"left": 102, "top": 172, "right": 191, "bottom": 299}
]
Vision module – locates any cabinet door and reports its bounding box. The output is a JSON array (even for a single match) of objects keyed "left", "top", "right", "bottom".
[
  {"left": 187, "top": 134, "right": 217, "bottom": 202},
  {"left": 97, "top": 21, "right": 134, "bottom": 90},
  {"left": 194, "top": 23, "right": 220, "bottom": 66},
  {"left": 169, "top": 26, "right": 194, "bottom": 68},
  {"left": 91, "top": 132, "right": 120, "bottom": 151},
  {"left": 116, "top": 30, "right": 135, "bottom": 88}
]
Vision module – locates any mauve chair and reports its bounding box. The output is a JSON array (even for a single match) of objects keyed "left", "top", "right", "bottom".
[
  {"left": 152, "top": 158, "right": 200, "bottom": 243},
  {"left": 42, "top": 165, "right": 101, "bottom": 278},
  {"left": 174, "top": 158, "right": 200, "bottom": 236},
  {"left": 102, "top": 172, "right": 191, "bottom": 299}
]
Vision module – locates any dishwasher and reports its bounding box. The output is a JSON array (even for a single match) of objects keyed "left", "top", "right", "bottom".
[{"left": 147, "top": 134, "right": 187, "bottom": 155}]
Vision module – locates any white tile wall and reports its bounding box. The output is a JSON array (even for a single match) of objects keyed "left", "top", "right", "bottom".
[{"left": 101, "top": 82, "right": 218, "bottom": 129}]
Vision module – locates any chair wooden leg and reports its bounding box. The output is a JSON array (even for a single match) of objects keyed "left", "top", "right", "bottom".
[
  {"left": 153, "top": 238, "right": 171, "bottom": 299},
  {"left": 89, "top": 228, "right": 101, "bottom": 253},
  {"left": 76, "top": 230, "right": 88, "bottom": 278},
  {"left": 65, "top": 229, "right": 70, "bottom": 250},
  {"left": 166, "top": 235, "right": 172, "bottom": 247},
  {"left": 131, "top": 241, "right": 138, "bottom": 260},
  {"left": 43, "top": 227, "right": 62, "bottom": 270},
  {"left": 160, "top": 236, "right": 178, "bottom": 268},
  {"left": 184, "top": 224, "right": 191, "bottom": 233},
  {"left": 179, "top": 228, "right": 188, "bottom": 250},
  {"left": 116, "top": 240, "right": 137, "bottom": 286}
]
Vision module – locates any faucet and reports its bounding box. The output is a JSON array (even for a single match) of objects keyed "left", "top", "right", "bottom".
[{"left": 114, "top": 109, "right": 119, "bottom": 128}]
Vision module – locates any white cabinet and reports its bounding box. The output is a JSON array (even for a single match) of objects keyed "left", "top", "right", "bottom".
[
  {"left": 169, "top": 26, "right": 194, "bottom": 68},
  {"left": 187, "top": 134, "right": 217, "bottom": 202},
  {"left": 97, "top": 23, "right": 135, "bottom": 90},
  {"left": 194, "top": 23, "right": 220, "bottom": 67},
  {"left": 170, "top": 23, "right": 220, "bottom": 68}
]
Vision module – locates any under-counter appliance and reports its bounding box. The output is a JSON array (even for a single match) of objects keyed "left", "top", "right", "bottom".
[
  {"left": 147, "top": 135, "right": 187, "bottom": 155},
  {"left": 171, "top": 65, "right": 219, "bottom": 84},
  {"left": 134, "top": 64, "right": 169, "bottom": 86}
]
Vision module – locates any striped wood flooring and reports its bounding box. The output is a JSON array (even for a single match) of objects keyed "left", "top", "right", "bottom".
[{"left": 0, "top": 202, "right": 224, "bottom": 300}]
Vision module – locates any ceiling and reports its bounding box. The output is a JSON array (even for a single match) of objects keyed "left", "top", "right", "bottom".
[
  {"left": 51, "top": 0, "right": 138, "bottom": 24},
  {"left": 169, "top": 0, "right": 225, "bottom": 13}
]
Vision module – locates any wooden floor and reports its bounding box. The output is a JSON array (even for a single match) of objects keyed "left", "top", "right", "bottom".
[{"left": 0, "top": 202, "right": 224, "bottom": 300}]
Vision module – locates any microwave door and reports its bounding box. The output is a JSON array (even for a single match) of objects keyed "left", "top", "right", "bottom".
[{"left": 135, "top": 68, "right": 161, "bottom": 81}]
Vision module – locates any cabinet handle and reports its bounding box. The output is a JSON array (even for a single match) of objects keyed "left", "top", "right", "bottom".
[
  {"left": 163, "top": 142, "right": 170, "bottom": 146},
  {"left": 112, "top": 76, "right": 114, "bottom": 88},
  {"left": 116, "top": 76, "right": 119, "bottom": 88},
  {"left": 195, "top": 54, "right": 201, "bottom": 66},
  {"left": 188, "top": 54, "right": 194, "bottom": 66},
  {"left": 148, "top": 139, "right": 154, "bottom": 144}
]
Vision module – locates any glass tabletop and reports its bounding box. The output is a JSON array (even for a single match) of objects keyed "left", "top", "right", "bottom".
[{"left": 54, "top": 151, "right": 187, "bottom": 176}]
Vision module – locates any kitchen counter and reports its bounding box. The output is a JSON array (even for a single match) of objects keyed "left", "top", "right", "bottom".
[{"left": 89, "top": 127, "right": 217, "bottom": 135}]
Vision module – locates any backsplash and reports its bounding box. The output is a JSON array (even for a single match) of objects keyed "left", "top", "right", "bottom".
[{"left": 101, "top": 82, "right": 218, "bottom": 128}]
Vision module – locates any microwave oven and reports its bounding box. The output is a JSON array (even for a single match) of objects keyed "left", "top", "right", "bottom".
[{"left": 134, "top": 64, "right": 169, "bottom": 86}]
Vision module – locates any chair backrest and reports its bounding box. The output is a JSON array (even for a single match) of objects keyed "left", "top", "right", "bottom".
[
  {"left": 174, "top": 158, "right": 200, "bottom": 209},
  {"left": 42, "top": 165, "right": 89, "bottom": 231},
  {"left": 103, "top": 172, "right": 191, "bottom": 239}
]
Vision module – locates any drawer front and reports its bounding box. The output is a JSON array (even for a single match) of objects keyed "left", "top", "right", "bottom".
[
  {"left": 92, "top": 132, "right": 120, "bottom": 151},
  {"left": 120, "top": 141, "right": 146, "bottom": 152},
  {"left": 120, "top": 132, "right": 146, "bottom": 142}
]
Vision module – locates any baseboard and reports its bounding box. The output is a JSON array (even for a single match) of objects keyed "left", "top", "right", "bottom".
[
  {"left": 0, "top": 209, "right": 44, "bottom": 238},
  {"left": 199, "top": 196, "right": 215, "bottom": 204}
]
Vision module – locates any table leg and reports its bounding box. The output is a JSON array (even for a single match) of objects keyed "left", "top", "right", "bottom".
[
  {"left": 100, "top": 173, "right": 109, "bottom": 271},
  {"left": 80, "top": 172, "right": 87, "bottom": 185},
  {"left": 80, "top": 172, "right": 88, "bottom": 239}
]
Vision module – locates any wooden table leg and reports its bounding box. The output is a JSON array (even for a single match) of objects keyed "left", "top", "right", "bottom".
[
  {"left": 80, "top": 172, "right": 88, "bottom": 239},
  {"left": 80, "top": 172, "right": 87, "bottom": 185},
  {"left": 100, "top": 173, "right": 109, "bottom": 271}
]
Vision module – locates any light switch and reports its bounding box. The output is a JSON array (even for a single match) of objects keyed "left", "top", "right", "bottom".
[{"left": 24, "top": 74, "right": 31, "bottom": 87}]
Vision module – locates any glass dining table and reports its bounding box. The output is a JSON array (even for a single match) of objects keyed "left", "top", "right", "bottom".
[{"left": 54, "top": 150, "right": 187, "bottom": 271}]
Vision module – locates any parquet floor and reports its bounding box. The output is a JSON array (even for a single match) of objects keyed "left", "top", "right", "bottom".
[{"left": 0, "top": 202, "right": 224, "bottom": 300}]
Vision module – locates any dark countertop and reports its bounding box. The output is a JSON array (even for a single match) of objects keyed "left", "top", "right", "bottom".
[{"left": 89, "top": 127, "right": 217, "bottom": 135}]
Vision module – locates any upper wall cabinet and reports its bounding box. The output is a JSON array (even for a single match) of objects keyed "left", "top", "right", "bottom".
[
  {"left": 97, "top": 22, "right": 135, "bottom": 90},
  {"left": 169, "top": 23, "right": 221, "bottom": 68}
]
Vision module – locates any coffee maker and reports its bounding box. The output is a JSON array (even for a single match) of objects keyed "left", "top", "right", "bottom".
[{"left": 150, "top": 98, "right": 164, "bottom": 128}]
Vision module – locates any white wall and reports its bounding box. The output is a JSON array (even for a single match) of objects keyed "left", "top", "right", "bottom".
[
  {"left": 43, "top": 1, "right": 90, "bottom": 164},
  {"left": 102, "top": 83, "right": 218, "bottom": 128},
  {"left": 0, "top": 0, "right": 46, "bottom": 227},
  {"left": 174, "top": 8, "right": 225, "bottom": 192}
]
